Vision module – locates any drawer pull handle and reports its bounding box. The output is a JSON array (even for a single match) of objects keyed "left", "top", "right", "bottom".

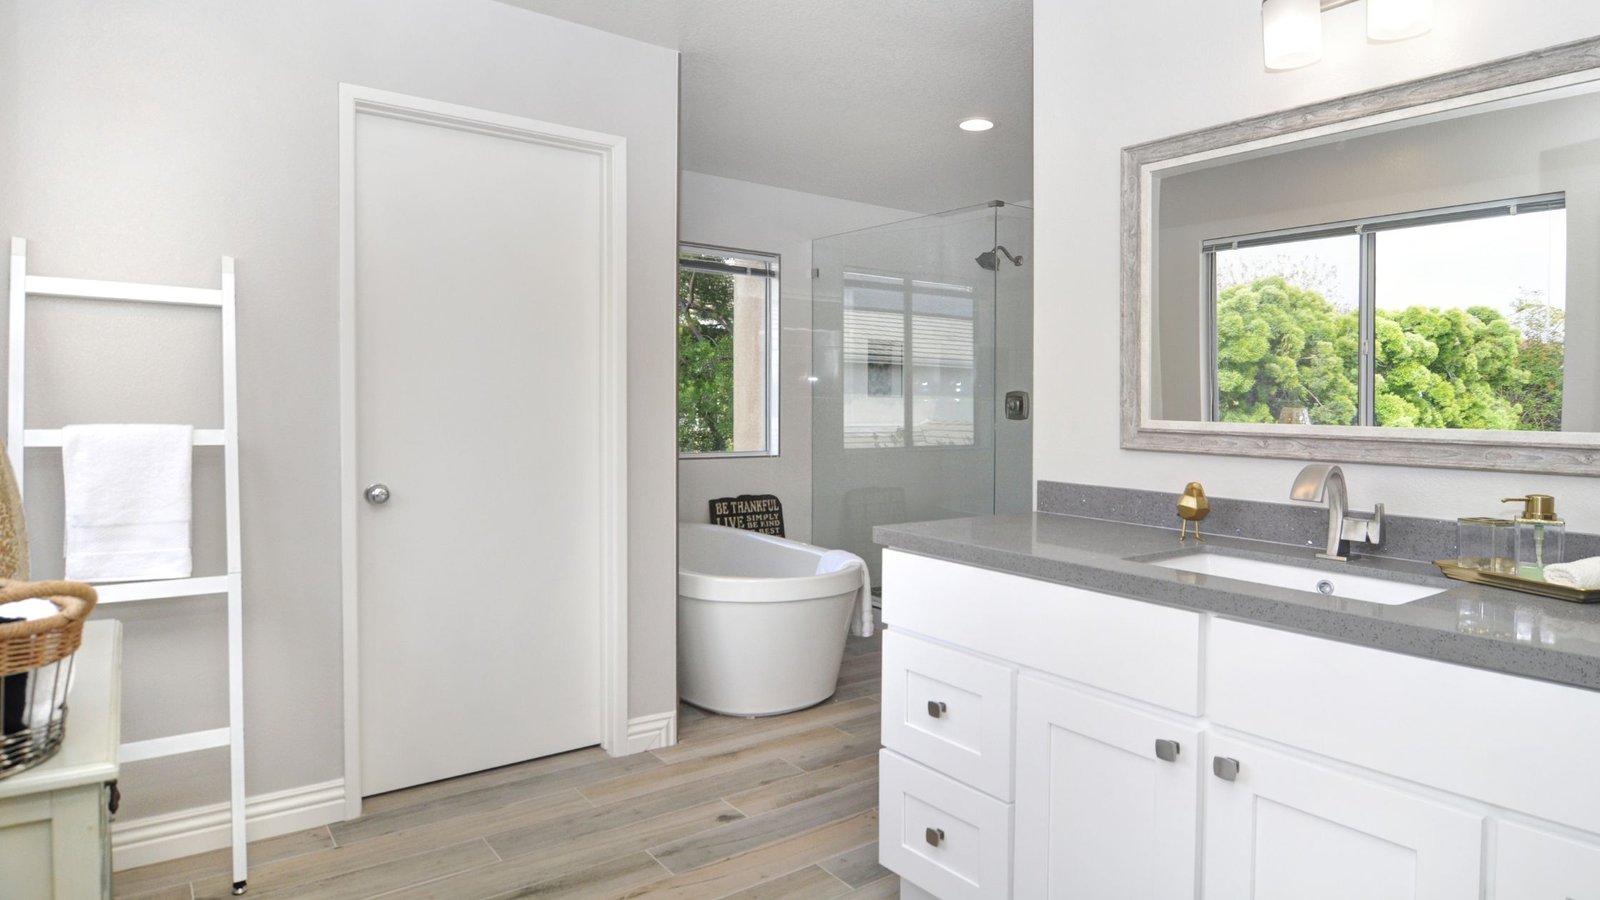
[
  {"left": 925, "top": 826, "right": 945, "bottom": 847},
  {"left": 1154, "top": 739, "right": 1180, "bottom": 762},
  {"left": 1213, "top": 756, "right": 1240, "bottom": 782},
  {"left": 927, "top": 700, "right": 948, "bottom": 718}
]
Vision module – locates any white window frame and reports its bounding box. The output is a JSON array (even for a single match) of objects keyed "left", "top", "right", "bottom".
[{"left": 677, "top": 242, "right": 781, "bottom": 459}]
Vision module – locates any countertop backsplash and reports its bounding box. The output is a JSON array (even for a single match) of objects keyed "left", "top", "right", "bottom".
[{"left": 1036, "top": 480, "right": 1600, "bottom": 565}]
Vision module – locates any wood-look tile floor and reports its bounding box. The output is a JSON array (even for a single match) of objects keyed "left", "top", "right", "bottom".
[{"left": 114, "top": 627, "right": 892, "bottom": 900}]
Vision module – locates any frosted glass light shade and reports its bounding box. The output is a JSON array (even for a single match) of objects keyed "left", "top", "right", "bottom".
[
  {"left": 1368, "top": 0, "right": 1433, "bottom": 41},
  {"left": 1262, "top": 0, "right": 1324, "bottom": 70}
]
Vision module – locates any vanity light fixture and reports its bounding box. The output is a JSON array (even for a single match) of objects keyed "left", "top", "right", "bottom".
[
  {"left": 1263, "top": 0, "right": 1433, "bottom": 70},
  {"left": 1262, "top": 0, "right": 1324, "bottom": 70},
  {"left": 958, "top": 117, "right": 995, "bottom": 132},
  {"left": 1366, "top": 0, "right": 1433, "bottom": 41}
]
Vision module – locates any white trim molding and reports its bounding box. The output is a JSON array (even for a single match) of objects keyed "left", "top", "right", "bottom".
[
  {"left": 625, "top": 711, "right": 680, "bottom": 754},
  {"left": 112, "top": 779, "right": 346, "bottom": 872},
  {"left": 337, "top": 84, "right": 631, "bottom": 821}
]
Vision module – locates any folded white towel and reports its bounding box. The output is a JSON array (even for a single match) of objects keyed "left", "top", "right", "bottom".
[
  {"left": 62, "top": 424, "right": 194, "bottom": 583},
  {"left": 0, "top": 598, "right": 69, "bottom": 731},
  {"left": 1543, "top": 556, "right": 1600, "bottom": 590},
  {"left": 817, "top": 548, "right": 875, "bottom": 638}
]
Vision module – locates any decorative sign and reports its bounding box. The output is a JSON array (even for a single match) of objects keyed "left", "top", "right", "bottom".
[{"left": 710, "top": 494, "right": 785, "bottom": 537}]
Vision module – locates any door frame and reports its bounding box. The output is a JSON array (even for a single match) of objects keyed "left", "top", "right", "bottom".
[{"left": 336, "top": 84, "right": 629, "bottom": 818}]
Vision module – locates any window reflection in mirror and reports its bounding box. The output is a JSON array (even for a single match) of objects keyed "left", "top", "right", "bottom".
[
  {"left": 1152, "top": 81, "right": 1598, "bottom": 435},
  {"left": 1206, "top": 201, "right": 1566, "bottom": 431}
]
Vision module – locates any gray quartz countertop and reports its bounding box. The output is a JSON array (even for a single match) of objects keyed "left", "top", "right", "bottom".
[{"left": 874, "top": 512, "right": 1600, "bottom": 692}]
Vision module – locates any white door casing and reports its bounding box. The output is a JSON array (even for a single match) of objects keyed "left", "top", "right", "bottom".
[{"left": 338, "top": 85, "right": 628, "bottom": 813}]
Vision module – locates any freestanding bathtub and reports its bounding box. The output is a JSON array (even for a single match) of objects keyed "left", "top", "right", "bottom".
[{"left": 678, "top": 523, "right": 863, "bottom": 716}]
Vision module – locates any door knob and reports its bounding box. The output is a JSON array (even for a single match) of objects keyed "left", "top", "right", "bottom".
[
  {"left": 927, "top": 700, "right": 948, "bottom": 718},
  {"left": 925, "top": 827, "right": 945, "bottom": 847},
  {"left": 1213, "top": 756, "right": 1240, "bottom": 782},
  {"left": 1155, "top": 739, "right": 1180, "bottom": 762},
  {"left": 364, "top": 483, "right": 392, "bottom": 505}
]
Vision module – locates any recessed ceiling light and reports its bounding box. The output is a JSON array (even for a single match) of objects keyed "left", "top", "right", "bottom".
[{"left": 959, "top": 118, "right": 995, "bottom": 132}]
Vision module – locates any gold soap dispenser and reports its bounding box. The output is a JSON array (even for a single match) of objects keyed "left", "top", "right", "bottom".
[{"left": 1503, "top": 494, "right": 1565, "bottom": 580}]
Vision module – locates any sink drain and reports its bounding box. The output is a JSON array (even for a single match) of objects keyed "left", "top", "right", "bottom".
[{"left": 1316, "top": 580, "right": 1335, "bottom": 595}]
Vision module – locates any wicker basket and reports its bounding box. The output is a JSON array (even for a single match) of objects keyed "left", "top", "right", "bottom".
[{"left": 0, "top": 580, "right": 98, "bottom": 778}]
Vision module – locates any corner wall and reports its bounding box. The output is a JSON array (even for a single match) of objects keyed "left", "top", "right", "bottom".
[
  {"left": 0, "top": 0, "right": 679, "bottom": 853},
  {"left": 1035, "top": 0, "right": 1600, "bottom": 532},
  {"left": 677, "top": 172, "right": 916, "bottom": 541}
]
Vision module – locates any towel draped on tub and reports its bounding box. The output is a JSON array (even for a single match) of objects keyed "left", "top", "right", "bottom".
[{"left": 816, "top": 548, "right": 875, "bottom": 638}]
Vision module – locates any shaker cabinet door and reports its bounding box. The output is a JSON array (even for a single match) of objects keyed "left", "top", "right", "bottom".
[
  {"left": 1494, "top": 820, "right": 1600, "bottom": 899},
  {"left": 1203, "top": 734, "right": 1482, "bottom": 900},
  {"left": 1013, "top": 675, "right": 1200, "bottom": 899}
]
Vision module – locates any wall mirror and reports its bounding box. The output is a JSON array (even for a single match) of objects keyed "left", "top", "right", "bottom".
[{"left": 1123, "top": 37, "right": 1600, "bottom": 474}]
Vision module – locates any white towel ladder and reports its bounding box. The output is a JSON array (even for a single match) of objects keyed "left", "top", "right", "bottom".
[{"left": 6, "top": 237, "right": 250, "bottom": 894}]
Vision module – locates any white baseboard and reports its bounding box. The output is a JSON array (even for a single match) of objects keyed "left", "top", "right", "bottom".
[
  {"left": 624, "top": 710, "right": 678, "bottom": 753},
  {"left": 111, "top": 778, "right": 346, "bottom": 871}
]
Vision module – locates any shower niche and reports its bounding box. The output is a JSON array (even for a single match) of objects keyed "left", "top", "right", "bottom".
[{"left": 811, "top": 201, "right": 1033, "bottom": 588}]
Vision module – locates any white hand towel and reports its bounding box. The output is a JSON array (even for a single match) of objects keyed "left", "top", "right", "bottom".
[
  {"left": 817, "top": 548, "right": 875, "bottom": 638},
  {"left": 62, "top": 424, "right": 194, "bottom": 583},
  {"left": 1543, "top": 556, "right": 1600, "bottom": 590},
  {"left": 0, "top": 598, "right": 70, "bottom": 730}
]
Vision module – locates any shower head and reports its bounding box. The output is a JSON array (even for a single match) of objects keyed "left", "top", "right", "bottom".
[{"left": 976, "top": 245, "right": 1025, "bottom": 270}]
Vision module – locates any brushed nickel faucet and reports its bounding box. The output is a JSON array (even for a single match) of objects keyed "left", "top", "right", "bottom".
[{"left": 1290, "top": 464, "right": 1384, "bottom": 560}]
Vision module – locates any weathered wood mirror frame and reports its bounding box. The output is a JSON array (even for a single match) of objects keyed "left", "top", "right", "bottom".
[{"left": 1121, "top": 37, "right": 1600, "bottom": 475}]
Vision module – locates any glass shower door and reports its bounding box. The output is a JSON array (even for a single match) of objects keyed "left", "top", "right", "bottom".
[{"left": 812, "top": 202, "right": 1030, "bottom": 587}]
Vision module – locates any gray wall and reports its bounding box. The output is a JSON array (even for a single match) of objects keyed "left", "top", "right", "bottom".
[
  {"left": 1154, "top": 89, "right": 1600, "bottom": 426},
  {"left": 0, "top": 0, "right": 679, "bottom": 821}
]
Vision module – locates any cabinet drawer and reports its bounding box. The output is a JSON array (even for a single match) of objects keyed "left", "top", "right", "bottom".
[
  {"left": 1495, "top": 821, "right": 1600, "bottom": 899},
  {"left": 884, "top": 550, "right": 1202, "bottom": 714},
  {"left": 883, "top": 630, "right": 1015, "bottom": 800},
  {"left": 880, "top": 750, "right": 1013, "bottom": 900},
  {"left": 1209, "top": 617, "right": 1600, "bottom": 834}
]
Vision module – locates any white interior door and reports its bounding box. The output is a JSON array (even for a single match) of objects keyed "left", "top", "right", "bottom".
[{"left": 352, "top": 100, "right": 607, "bottom": 796}]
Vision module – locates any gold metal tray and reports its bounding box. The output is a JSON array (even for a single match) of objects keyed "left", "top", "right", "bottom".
[{"left": 1434, "top": 560, "right": 1600, "bottom": 604}]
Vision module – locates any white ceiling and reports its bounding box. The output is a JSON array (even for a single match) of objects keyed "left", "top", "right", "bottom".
[{"left": 497, "top": 0, "right": 1033, "bottom": 213}]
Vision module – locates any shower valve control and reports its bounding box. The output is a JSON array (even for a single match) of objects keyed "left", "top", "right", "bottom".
[{"left": 1004, "top": 390, "right": 1030, "bottom": 421}]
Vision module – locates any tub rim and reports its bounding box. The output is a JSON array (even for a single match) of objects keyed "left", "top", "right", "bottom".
[{"left": 677, "top": 523, "right": 865, "bottom": 604}]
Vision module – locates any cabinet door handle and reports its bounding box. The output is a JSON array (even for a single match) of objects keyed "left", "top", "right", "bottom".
[
  {"left": 925, "top": 827, "right": 945, "bottom": 847},
  {"left": 1154, "top": 739, "right": 1180, "bottom": 762},
  {"left": 927, "top": 700, "right": 947, "bottom": 718},
  {"left": 1213, "top": 756, "right": 1240, "bottom": 782}
]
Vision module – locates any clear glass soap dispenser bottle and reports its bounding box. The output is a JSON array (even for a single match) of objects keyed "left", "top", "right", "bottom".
[{"left": 1503, "top": 494, "right": 1565, "bottom": 580}]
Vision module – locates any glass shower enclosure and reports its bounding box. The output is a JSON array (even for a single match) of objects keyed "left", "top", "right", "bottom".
[{"left": 811, "top": 201, "right": 1033, "bottom": 588}]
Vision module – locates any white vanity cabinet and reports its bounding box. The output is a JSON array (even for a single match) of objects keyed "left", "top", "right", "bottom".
[
  {"left": 1494, "top": 821, "right": 1600, "bottom": 898},
  {"left": 880, "top": 547, "right": 1600, "bottom": 899},
  {"left": 1013, "top": 675, "right": 1199, "bottom": 898},
  {"left": 1203, "top": 732, "right": 1482, "bottom": 899},
  {"left": 880, "top": 549, "right": 1204, "bottom": 899}
]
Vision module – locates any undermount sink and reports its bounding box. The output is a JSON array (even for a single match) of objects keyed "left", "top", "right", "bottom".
[{"left": 1152, "top": 552, "right": 1445, "bottom": 605}]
